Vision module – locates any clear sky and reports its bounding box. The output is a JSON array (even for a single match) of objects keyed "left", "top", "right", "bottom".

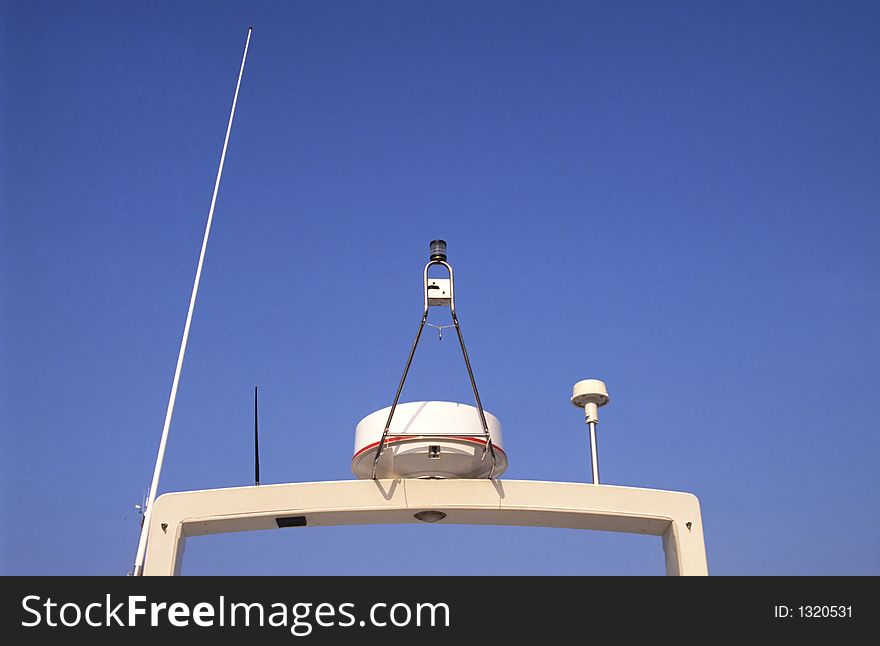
[{"left": 2, "top": 0, "right": 878, "bottom": 575}]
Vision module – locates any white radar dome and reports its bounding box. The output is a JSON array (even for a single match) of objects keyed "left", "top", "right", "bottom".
[{"left": 352, "top": 401, "right": 507, "bottom": 479}]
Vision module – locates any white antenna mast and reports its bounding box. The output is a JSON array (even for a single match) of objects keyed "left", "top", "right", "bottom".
[
  {"left": 132, "top": 27, "right": 253, "bottom": 576},
  {"left": 571, "top": 379, "right": 610, "bottom": 484}
]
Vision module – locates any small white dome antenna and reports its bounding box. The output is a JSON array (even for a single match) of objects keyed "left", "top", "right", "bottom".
[{"left": 571, "top": 379, "right": 610, "bottom": 484}]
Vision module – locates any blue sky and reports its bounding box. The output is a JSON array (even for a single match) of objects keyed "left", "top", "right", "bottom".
[{"left": 1, "top": 0, "right": 878, "bottom": 575}]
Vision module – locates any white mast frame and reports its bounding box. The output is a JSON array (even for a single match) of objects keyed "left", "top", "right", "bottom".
[{"left": 142, "top": 479, "right": 708, "bottom": 576}]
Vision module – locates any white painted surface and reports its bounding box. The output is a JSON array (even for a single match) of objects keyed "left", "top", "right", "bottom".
[
  {"left": 143, "top": 479, "right": 708, "bottom": 576},
  {"left": 352, "top": 401, "right": 508, "bottom": 479}
]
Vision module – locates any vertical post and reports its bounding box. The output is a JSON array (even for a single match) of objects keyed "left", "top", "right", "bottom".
[
  {"left": 588, "top": 421, "right": 600, "bottom": 485},
  {"left": 133, "top": 27, "right": 253, "bottom": 576},
  {"left": 254, "top": 386, "right": 260, "bottom": 486}
]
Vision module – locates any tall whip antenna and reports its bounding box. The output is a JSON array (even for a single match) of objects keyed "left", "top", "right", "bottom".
[{"left": 132, "top": 27, "right": 253, "bottom": 576}]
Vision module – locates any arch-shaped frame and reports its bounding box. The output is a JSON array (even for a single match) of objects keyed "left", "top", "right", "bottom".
[{"left": 143, "top": 479, "right": 708, "bottom": 576}]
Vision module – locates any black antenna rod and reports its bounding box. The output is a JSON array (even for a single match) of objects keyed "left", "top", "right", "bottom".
[{"left": 254, "top": 385, "right": 260, "bottom": 486}]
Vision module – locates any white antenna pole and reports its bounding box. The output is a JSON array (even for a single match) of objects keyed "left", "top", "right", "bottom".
[
  {"left": 587, "top": 421, "right": 600, "bottom": 485},
  {"left": 133, "top": 27, "right": 253, "bottom": 576},
  {"left": 571, "top": 379, "right": 610, "bottom": 486}
]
